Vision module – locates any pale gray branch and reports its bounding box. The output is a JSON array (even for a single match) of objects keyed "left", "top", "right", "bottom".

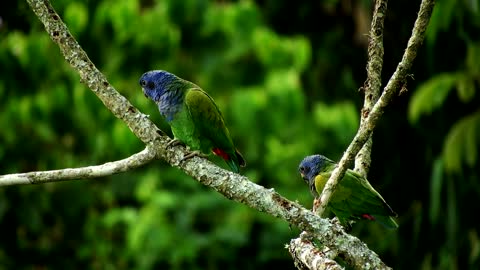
[
  {"left": 288, "top": 232, "right": 343, "bottom": 270},
  {"left": 355, "top": 0, "right": 388, "bottom": 176},
  {"left": 316, "top": 0, "right": 435, "bottom": 216},
  {"left": 0, "top": 146, "right": 156, "bottom": 186}
]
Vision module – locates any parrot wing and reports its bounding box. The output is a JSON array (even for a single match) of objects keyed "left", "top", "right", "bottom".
[
  {"left": 314, "top": 167, "right": 397, "bottom": 228},
  {"left": 341, "top": 169, "right": 397, "bottom": 217},
  {"left": 184, "top": 88, "right": 235, "bottom": 150},
  {"left": 184, "top": 88, "right": 244, "bottom": 172},
  {"left": 314, "top": 170, "right": 354, "bottom": 226}
]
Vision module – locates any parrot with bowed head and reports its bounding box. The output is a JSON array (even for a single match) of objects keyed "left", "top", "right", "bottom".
[
  {"left": 298, "top": 154, "right": 398, "bottom": 229},
  {"left": 139, "top": 70, "right": 245, "bottom": 173}
]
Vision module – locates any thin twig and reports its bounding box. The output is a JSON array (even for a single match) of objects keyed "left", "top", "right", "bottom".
[
  {"left": 355, "top": 0, "right": 388, "bottom": 176},
  {"left": 316, "top": 0, "right": 435, "bottom": 217},
  {"left": 0, "top": 146, "right": 156, "bottom": 186}
]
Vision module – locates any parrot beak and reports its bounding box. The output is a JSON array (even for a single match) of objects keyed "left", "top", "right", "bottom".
[{"left": 300, "top": 172, "right": 305, "bottom": 179}]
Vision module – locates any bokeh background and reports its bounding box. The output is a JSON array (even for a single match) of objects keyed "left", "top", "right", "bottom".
[{"left": 1, "top": 0, "right": 479, "bottom": 269}]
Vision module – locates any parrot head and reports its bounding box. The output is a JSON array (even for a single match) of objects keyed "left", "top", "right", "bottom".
[
  {"left": 298, "top": 155, "right": 332, "bottom": 184},
  {"left": 139, "top": 70, "right": 178, "bottom": 102}
]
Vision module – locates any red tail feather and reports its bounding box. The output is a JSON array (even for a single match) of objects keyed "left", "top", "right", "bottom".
[
  {"left": 362, "top": 214, "right": 375, "bottom": 221},
  {"left": 212, "top": 148, "right": 230, "bottom": 160}
]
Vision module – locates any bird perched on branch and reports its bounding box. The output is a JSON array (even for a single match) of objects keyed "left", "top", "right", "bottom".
[
  {"left": 298, "top": 154, "right": 398, "bottom": 229},
  {"left": 139, "top": 70, "right": 245, "bottom": 173}
]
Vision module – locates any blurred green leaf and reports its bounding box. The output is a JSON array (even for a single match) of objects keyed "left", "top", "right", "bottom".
[
  {"left": 133, "top": 3, "right": 180, "bottom": 52},
  {"left": 203, "top": 1, "right": 260, "bottom": 39},
  {"left": 408, "top": 73, "right": 458, "bottom": 123},
  {"left": 468, "top": 230, "right": 480, "bottom": 265},
  {"left": 442, "top": 110, "right": 480, "bottom": 172},
  {"left": 456, "top": 73, "right": 476, "bottom": 102},
  {"left": 103, "top": 207, "right": 138, "bottom": 228},
  {"left": 466, "top": 0, "right": 480, "bottom": 14},
  {"left": 313, "top": 101, "right": 359, "bottom": 142},
  {"left": 425, "top": 0, "right": 458, "bottom": 45},
  {"left": 429, "top": 158, "right": 443, "bottom": 225},
  {"left": 6, "top": 31, "right": 28, "bottom": 68},
  {"left": 253, "top": 28, "right": 311, "bottom": 70},
  {"left": 446, "top": 176, "right": 458, "bottom": 262},
  {"left": 64, "top": 2, "right": 88, "bottom": 35},
  {"left": 466, "top": 42, "right": 480, "bottom": 76}
]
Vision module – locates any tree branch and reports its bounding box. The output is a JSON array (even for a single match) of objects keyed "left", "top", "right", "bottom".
[
  {"left": 21, "top": 0, "right": 392, "bottom": 268},
  {"left": 288, "top": 2, "right": 391, "bottom": 268},
  {"left": 0, "top": 146, "right": 156, "bottom": 186},
  {"left": 316, "top": 0, "right": 435, "bottom": 216},
  {"left": 355, "top": 0, "right": 388, "bottom": 176},
  {"left": 287, "top": 232, "right": 343, "bottom": 270}
]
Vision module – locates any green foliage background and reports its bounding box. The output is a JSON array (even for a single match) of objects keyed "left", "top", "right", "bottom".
[{"left": 1, "top": 0, "right": 479, "bottom": 269}]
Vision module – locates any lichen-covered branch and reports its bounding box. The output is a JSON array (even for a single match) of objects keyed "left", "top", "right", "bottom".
[
  {"left": 0, "top": 146, "right": 156, "bottom": 186},
  {"left": 22, "top": 0, "right": 392, "bottom": 269},
  {"left": 355, "top": 0, "right": 388, "bottom": 176},
  {"left": 316, "top": 0, "right": 435, "bottom": 217},
  {"left": 288, "top": 232, "right": 343, "bottom": 270}
]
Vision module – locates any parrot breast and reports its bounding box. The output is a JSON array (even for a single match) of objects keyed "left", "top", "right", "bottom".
[{"left": 157, "top": 88, "right": 184, "bottom": 122}]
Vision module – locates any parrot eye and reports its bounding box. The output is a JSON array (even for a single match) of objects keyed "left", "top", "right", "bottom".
[
  {"left": 299, "top": 166, "right": 310, "bottom": 174},
  {"left": 300, "top": 166, "right": 310, "bottom": 174},
  {"left": 147, "top": 81, "right": 155, "bottom": 89},
  {"left": 140, "top": 79, "right": 155, "bottom": 90}
]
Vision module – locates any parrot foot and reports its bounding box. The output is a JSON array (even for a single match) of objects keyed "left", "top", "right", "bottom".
[
  {"left": 166, "top": 139, "right": 185, "bottom": 149},
  {"left": 330, "top": 217, "right": 341, "bottom": 226},
  {"left": 180, "top": 151, "right": 208, "bottom": 163},
  {"left": 331, "top": 217, "right": 353, "bottom": 231}
]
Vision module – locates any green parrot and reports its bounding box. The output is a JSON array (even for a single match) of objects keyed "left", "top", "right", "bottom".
[
  {"left": 298, "top": 154, "right": 398, "bottom": 229},
  {"left": 139, "top": 70, "right": 245, "bottom": 173}
]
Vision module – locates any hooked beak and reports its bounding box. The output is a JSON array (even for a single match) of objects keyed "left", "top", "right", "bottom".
[{"left": 142, "top": 88, "right": 149, "bottom": 99}]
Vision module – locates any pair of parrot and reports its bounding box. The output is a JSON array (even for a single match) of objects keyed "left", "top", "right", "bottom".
[{"left": 139, "top": 70, "right": 398, "bottom": 229}]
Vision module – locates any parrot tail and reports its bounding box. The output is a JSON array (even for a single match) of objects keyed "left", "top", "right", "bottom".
[
  {"left": 224, "top": 150, "right": 246, "bottom": 173},
  {"left": 235, "top": 149, "right": 246, "bottom": 168},
  {"left": 225, "top": 159, "right": 240, "bottom": 173},
  {"left": 371, "top": 215, "right": 399, "bottom": 229},
  {"left": 212, "top": 148, "right": 246, "bottom": 173}
]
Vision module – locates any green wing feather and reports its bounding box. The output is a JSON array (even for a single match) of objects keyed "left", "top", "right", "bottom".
[
  {"left": 342, "top": 170, "right": 396, "bottom": 216},
  {"left": 314, "top": 164, "right": 397, "bottom": 228},
  {"left": 185, "top": 88, "right": 232, "bottom": 151},
  {"left": 184, "top": 88, "right": 244, "bottom": 172}
]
